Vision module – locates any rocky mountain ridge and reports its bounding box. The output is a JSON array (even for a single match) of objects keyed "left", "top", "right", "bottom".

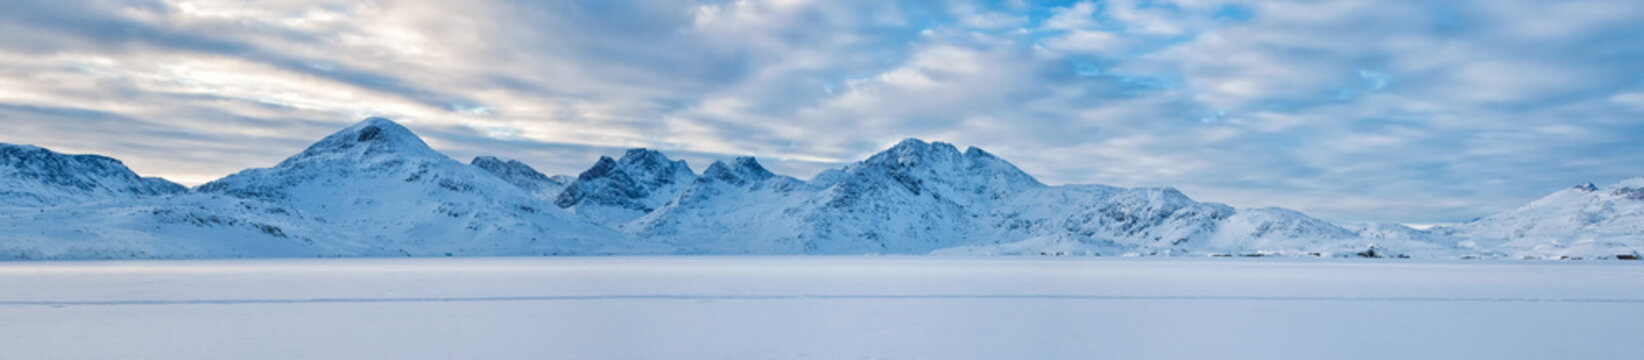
[{"left": 1, "top": 117, "right": 1636, "bottom": 260}]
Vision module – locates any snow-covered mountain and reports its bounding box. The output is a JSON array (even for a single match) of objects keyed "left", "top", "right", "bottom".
[
  {"left": 0, "top": 144, "right": 317, "bottom": 259},
  {"left": 0, "top": 144, "right": 285, "bottom": 259},
  {"left": 0, "top": 143, "right": 184, "bottom": 208},
  {"left": 1437, "top": 179, "right": 1644, "bottom": 259},
  {"left": 193, "top": 117, "right": 630, "bottom": 256},
  {"left": 555, "top": 148, "right": 696, "bottom": 227},
  {"left": 8, "top": 116, "right": 1626, "bottom": 260},
  {"left": 625, "top": 157, "right": 812, "bottom": 253},
  {"left": 630, "top": 138, "right": 1445, "bottom": 257},
  {"left": 0, "top": 118, "right": 633, "bottom": 260},
  {"left": 630, "top": 140, "right": 1058, "bottom": 254},
  {"left": 471, "top": 155, "right": 568, "bottom": 199}
]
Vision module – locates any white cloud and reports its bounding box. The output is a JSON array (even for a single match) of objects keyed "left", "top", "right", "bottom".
[
  {"left": 3, "top": 0, "right": 1644, "bottom": 224},
  {"left": 1041, "top": 2, "right": 1099, "bottom": 31},
  {"left": 1040, "top": 30, "right": 1129, "bottom": 56}
]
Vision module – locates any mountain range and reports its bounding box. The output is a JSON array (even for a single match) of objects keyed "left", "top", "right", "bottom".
[{"left": 1, "top": 117, "right": 1638, "bottom": 260}]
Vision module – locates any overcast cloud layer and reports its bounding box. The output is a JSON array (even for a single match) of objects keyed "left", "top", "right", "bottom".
[{"left": 2, "top": 0, "right": 1643, "bottom": 224}]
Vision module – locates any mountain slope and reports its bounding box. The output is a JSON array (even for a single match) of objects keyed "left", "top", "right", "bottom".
[
  {"left": 1439, "top": 179, "right": 1644, "bottom": 259},
  {"left": 0, "top": 143, "right": 184, "bottom": 208},
  {"left": 627, "top": 157, "right": 813, "bottom": 253},
  {"left": 0, "top": 195, "right": 328, "bottom": 260},
  {"left": 471, "top": 156, "right": 568, "bottom": 199},
  {"left": 0, "top": 145, "right": 320, "bottom": 260}
]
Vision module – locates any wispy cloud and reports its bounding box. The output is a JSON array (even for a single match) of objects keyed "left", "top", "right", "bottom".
[{"left": 2, "top": 0, "right": 1642, "bottom": 223}]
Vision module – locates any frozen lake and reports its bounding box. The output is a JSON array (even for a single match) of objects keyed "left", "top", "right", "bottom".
[{"left": 2, "top": 257, "right": 1641, "bottom": 359}]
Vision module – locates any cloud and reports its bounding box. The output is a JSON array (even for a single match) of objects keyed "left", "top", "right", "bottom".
[{"left": 2, "top": 0, "right": 1643, "bottom": 224}]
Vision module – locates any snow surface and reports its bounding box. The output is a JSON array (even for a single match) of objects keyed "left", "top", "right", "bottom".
[{"left": 1, "top": 257, "right": 1639, "bottom": 359}]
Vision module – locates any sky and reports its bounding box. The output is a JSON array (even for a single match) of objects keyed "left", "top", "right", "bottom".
[{"left": 2, "top": 0, "right": 1643, "bottom": 224}]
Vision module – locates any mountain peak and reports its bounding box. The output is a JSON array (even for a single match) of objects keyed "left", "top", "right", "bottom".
[
  {"left": 869, "top": 138, "right": 963, "bottom": 168},
  {"left": 343, "top": 117, "right": 419, "bottom": 144},
  {"left": 578, "top": 156, "right": 620, "bottom": 181},
  {"left": 282, "top": 117, "right": 438, "bottom": 166},
  {"left": 964, "top": 146, "right": 996, "bottom": 159},
  {"left": 855, "top": 139, "right": 1042, "bottom": 190},
  {"left": 885, "top": 138, "right": 958, "bottom": 153},
  {"left": 892, "top": 138, "right": 930, "bottom": 149},
  {"left": 731, "top": 156, "right": 770, "bottom": 175},
  {"left": 702, "top": 156, "right": 775, "bottom": 186},
  {"left": 618, "top": 148, "right": 686, "bottom": 171},
  {"left": 624, "top": 147, "right": 663, "bottom": 158},
  {"left": 555, "top": 148, "right": 697, "bottom": 225},
  {"left": 471, "top": 156, "right": 539, "bottom": 175},
  {"left": 471, "top": 155, "right": 506, "bottom": 167},
  {"left": 1573, "top": 182, "right": 1599, "bottom": 192}
]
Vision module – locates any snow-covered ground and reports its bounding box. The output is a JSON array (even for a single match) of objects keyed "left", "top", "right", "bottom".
[{"left": 1, "top": 257, "right": 1640, "bottom": 359}]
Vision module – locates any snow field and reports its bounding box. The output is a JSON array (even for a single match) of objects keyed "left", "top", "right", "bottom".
[{"left": 1, "top": 257, "right": 1640, "bottom": 359}]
